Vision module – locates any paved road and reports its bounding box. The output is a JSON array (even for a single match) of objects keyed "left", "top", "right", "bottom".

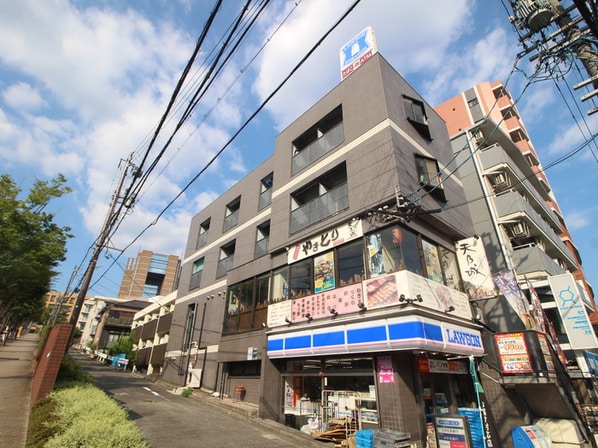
[{"left": 71, "top": 350, "right": 322, "bottom": 448}]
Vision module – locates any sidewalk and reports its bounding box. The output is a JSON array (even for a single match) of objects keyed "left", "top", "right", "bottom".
[{"left": 0, "top": 332, "right": 39, "bottom": 448}]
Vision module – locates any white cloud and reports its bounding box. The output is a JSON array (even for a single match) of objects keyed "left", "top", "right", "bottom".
[
  {"left": 564, "top": 209, "right": 591, "bottom": 230},
  {"left": 2, "top": 82, "right": 46, "bottom": 112}
]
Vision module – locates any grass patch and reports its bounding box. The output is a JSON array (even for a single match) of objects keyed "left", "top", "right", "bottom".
[{"left": 27, "top": 355, "right": 148, "bottom": 448}]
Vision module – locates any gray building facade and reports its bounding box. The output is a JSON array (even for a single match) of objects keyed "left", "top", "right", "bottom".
[{"left": 163, "top": 53, "right": 492, "bottom": 446}]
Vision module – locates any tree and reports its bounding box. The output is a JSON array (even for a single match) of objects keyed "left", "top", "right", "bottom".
[{"left": 0, "top": 174, "right": 73, "bottom": 329}]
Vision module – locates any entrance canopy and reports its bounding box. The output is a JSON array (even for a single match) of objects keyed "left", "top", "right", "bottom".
[{"left": 267, "top": 315, "right": 484, "bottom": 359}]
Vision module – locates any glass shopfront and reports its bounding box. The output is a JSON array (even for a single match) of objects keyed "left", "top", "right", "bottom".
[{"left": 282, "top": 357, "right": 378, "bottom": 432}]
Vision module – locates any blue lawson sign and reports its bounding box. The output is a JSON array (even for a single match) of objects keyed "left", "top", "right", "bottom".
[
  {"left": 267, "top": 316, "right": 484, "bottom": 359},
  {"left": 339, "top": 26, "right": 377, "bottom": 79}
]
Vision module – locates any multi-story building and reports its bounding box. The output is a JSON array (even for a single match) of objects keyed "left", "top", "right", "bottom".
[
  {"left": 436, "top": 81, "right": 598, "bottom": 444},
  {"left": 75, "top": 296, "right": 131, "bottom": 349},
  {"left": 130, "top": 292, "right": 176, "bottom": 378},
  {"left": 117, "top": 250, "right": 181, "bottom": 299},
  {"left": 92, "top": 299, "right": 150, "bottom": 349},
  {"left": 44, "top": 291, "right": 82, "bottom": 325},
  {"left": 163, "top": 52, "right": 489, "bottom": 446}
]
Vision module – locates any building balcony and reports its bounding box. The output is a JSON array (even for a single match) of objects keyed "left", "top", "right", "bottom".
[
  {"left": 510, "top": 244, "right": 567, "bottom": 279},
  {"left": 493, "top": 190, "right": 576, "bottom": 269},
  {"left": 292, "top": 123, "right": 344, "bottom": 175},
  {"left": 290, "top": 182, "right": 349, "bottom": 233},
  {"left": 479, "top": 144, "right": 557, "bottom": 228},
  {"left": 104, "top": 317, "right": 134, "bottom": 328}
]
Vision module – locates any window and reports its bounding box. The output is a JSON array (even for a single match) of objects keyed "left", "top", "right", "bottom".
[
  {"left": 290, "top": 163, "right": 348, "bottom": 233},
  {"left": 189, "top": 258, "right": 204, "bottom": 290},
  {"left": 223, "top": 274, "right": 270, "bottom": 334},
  {"left": 292, "top": 106, "right": 344, "bottom": 174},
  {"left": 467, "top": 98, "right": 479, "bottom": 108},
  {"left": 229, "top": 360, "right": 261, "bottom": 377},
  {"left": 403, "top": 96, "right": 431, "bottom": 140},
  {"left": 415, "top": 155, "right": 446, "bottom": 201},
  {"left": 271, "top": 266, "right": 289, "bottom": 302},
  {"left": 255, "top": 221, "right": 270, "bottom": 258},
  {"left": 258, "top": 173, "right": 273, "bottom": 209},
  {"left": 197, "top": 218, "right": 210, "bottom": 249},
  {"left": 223, "top": 197, "right": 241, "bottom": 232},
  {"left": 290, "top": 259, "right": 313, "bottom": 298},
  {"left": 439, "top": 247, "right": 462, "bottom": 291},
  {"left": 216, "top": 241, "right": 235, "bottom": 278},
  {"left": 366, "top": 225, "right": 422, "bottom": 277},
  {"left": 422, "top": 239, "right": 443, "bottom": 284},
  {"left": 338, "top": 240, "right": 365, "bottom": 287}
]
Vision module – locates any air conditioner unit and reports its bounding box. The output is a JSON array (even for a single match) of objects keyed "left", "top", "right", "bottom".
[
  {"left": 509, "top": 221, "right": 530, "bottom": 238},
  {"left": 492, "top": 172, "right": 511, "bottom": 189},
  {"left": 473, "top": 130, "right": 485, "bottom": 145}
]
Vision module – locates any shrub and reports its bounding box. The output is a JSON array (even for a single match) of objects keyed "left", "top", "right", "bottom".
[
  {"left": 55, "top": 354, "right": 93, "bottom": 386},
  {"left": 26, "top": 396, "right": 60, "bottom": 448},
  {"left": 34, "top": 384, "right": 148, "bottom": 448},
  {"left": 181, "top": 388, "right": 193, "bottom": 398}
]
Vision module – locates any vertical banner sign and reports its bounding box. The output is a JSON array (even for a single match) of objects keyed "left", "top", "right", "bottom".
[
  {"left": 455, "top": 237, "right": 496, "bottom": 299},
  {"left": 548, "top": 273, "right": 598, "bottom": 349},
  {"left": 492, "top": 269, "right": 533, "bottom": 329}
]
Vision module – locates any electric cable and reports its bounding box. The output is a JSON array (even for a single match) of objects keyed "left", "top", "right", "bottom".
[{"left": 88, "top": 0, "right": 363, "bottom": 290}]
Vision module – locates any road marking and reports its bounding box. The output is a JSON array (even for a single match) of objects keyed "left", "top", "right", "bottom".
[
  {"left": 143, "top": 387, "right": 161, "bottom": 397},
  {"left": 261, "top": 433, "right": 281, "bottom": 441}
]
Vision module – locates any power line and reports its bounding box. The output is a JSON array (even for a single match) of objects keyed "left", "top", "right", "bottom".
[{"left": 88, "top": 0, "right": 363, "bottom": 291}]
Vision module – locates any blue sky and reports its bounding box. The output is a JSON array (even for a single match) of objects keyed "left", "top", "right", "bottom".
[{"left": 0, "top": 1, "right": 596, "bottom": 299}]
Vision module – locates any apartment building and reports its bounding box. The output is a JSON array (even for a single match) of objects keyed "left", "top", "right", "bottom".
[
  {"left": 130, "top": 292, "right": 177, "bottom": 378},
  {"left": 162, "top": 52, "right": 490, "bottom": 446},
  {"left": 117, "top": 250, "right": 181, "bottom": 299},
  {"left": 437, "top": 81, "right": 598, "bottom": 444}
]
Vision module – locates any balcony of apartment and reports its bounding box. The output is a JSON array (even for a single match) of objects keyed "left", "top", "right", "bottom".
[
  {"left": 141, "top": 319, "right": 158, "bottom": 340},
  {"left": 104, "top": 316, "right": 134, "bottom": 329},
  {"left": 157, "top": 312, "right": 172, "bottom": 334},
  {"left": 290, "top": 182, "right": 349, "bottom": 234},
  {"left": 510, "top": 243, "right": 567, "bottom": 279},
  {"left": 494, "top": 190, "right": 577, "bottom": 269},
  {"left": 292, "top": 122, "right": 344, "bottom": 175},
  {"left": 479, "top": 145, "right": 560, "bottom": 229},
  {"left": 496, "top": 94, "right": 512, "bottom": 111}
]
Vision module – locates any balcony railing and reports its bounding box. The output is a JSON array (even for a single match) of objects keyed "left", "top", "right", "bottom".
[
  {"left": 255, "top": 237, "right": 269, "bottom": 258},
  {"left": 291, "top": 183, "right": 348, "bottom": 233},
  {"left": 292, "top": 123, "right": 344, "bottom": 174},
  {"left": 216, "top": 256, "right": 234, "bottom": 278},
  {"left": 189, "top": 270, "right": 202, "bottom": 290},
  {"left": 223, "top": 210, "right": 239, "bottom": 232}
]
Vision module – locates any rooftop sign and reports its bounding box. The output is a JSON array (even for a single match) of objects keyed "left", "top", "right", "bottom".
[{"left": 339, "top": 26, "right": 377, "bottom": 80}]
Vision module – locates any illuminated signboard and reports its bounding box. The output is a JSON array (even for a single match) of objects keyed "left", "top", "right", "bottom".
[{"left": 339, "top": 26, "right": 378, "bottom": 80}]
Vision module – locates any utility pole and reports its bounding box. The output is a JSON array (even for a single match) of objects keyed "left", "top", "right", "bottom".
[
  {"left": 68, "top": 153, "right": 136, "bottom": 340},
  {"left": 50, "top": 265, "right": 79, "bottom": 326}
]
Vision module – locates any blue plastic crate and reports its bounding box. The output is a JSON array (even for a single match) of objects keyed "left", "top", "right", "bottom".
[{"left": 356, "top": 429, "right": 375, "bottom": 448}]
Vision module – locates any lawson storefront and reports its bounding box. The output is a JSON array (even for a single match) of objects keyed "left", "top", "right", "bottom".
[{"left": 264, "top": 270, "right": 486, "bottom": 445}]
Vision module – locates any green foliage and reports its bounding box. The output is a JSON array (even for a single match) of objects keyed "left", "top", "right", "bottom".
[
  {"left": 108, "top": 334, "right": 136, "bottom": 362},
  {"left": 26, "top": 396, "right": 60, "bottom": 448},
  {"left": 0, "top": 173, "right": 73, "bottom": 327},
  {"left": 35, "top": 384, "right": 148, "bottom": 448},
  {"left": 55, "top": 354, "right": 93, "bottom": 386},
  {"left": 181, "top": 388, "right": 193, "bottom": 397}
]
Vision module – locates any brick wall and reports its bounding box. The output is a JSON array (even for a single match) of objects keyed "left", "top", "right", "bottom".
[{"left": 30, "top": 324, "right": 73, "bottom": 405}]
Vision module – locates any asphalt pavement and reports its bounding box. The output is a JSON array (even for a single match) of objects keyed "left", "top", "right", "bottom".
[
  {"left": 0, "top": 331, "right": 39, "bottom": 448},
  {"left": 70, "top": 349, "right": 324, "bottom": 448}
]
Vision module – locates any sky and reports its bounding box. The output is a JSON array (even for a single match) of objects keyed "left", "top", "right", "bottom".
[{"left": 0, "top": 0, "right": 596, "bottom": 300}]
